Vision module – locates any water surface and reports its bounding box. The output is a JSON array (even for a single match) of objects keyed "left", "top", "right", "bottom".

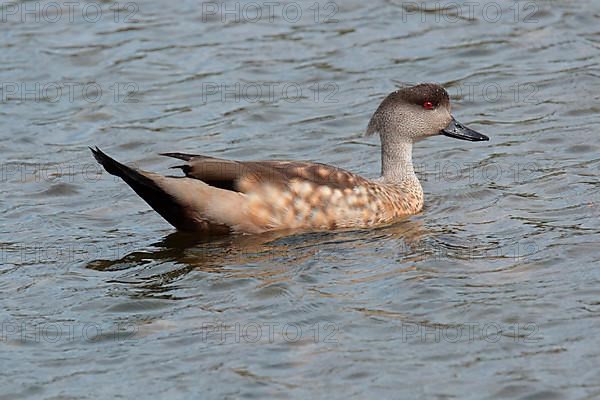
[{"left": 1, "top": 0, "right": 600, "bottom": 398}]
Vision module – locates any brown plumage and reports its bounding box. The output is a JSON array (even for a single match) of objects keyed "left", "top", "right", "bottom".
[{"left": 92, "top": 83, "right": 488, "bottom": 235}]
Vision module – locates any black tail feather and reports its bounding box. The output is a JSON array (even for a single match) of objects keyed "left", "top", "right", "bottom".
[
  {"left": 90, "top": 147, "right": 202, "bottom": 231},
  {"left": 90, "top": 147, "right": 156, "bottom": 188}
]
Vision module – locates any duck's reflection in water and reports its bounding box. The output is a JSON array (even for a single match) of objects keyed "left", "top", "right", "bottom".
[{"left": 85, "top": 219, "right": 428, "bottom": 293}]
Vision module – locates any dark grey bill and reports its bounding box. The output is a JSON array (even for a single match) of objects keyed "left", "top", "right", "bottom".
[{"left": 441, "top": 117, "right": 489, "bottom": 141}]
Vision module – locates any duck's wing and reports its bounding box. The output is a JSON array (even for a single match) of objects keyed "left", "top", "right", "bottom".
[{"left": 161, "top": 152, "right": 370, "bottom": 193}]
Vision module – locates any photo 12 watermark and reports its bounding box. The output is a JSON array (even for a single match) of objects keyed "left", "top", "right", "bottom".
[
  {"left": 199, "top": 320, "right": 339, "bottom": 344},
  {"left": 453, "top": 81, "right": 538, "bottom": 104},
  {"left": 1, "top": 162, "right": 105, "bottom": 184},
  {"left": 0, "top": 1, "right": 139, "bottom": 24},
  {"left": 396, "top": 81, "right": 539, "bottom": 104},
  {"left": 393, "top": 240, "right": 539, "bottom": 263},
  {"left": 417, "top": 159, "right": 547, "bottom": 185},
  {"left": 0, "top": 242, "right": 137, "bottom": 266},
  {"left": 0, "top": 321, "right": 138, "bottom": 344},
  {"left": 200, "top": 81, "right": 339, "bottom": 104},
  {"left": 200, "top": 1, "right": 339, "bottom": 24},
  {"left": 0, "top": 81, "right": 139, "bottom": 104},
  {"left": 400, "top": 321, "right": 541, "bottom": 343},
  {"left": 395, "top": 1, "right": 539, "bottom": 24}
]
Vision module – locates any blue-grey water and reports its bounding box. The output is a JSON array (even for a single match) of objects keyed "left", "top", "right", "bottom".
[{"left": 1, "top": 0, "right": 600, "bottom": 398}]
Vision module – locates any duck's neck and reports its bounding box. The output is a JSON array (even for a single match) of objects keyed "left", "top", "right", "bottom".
[{"left": 380, "top": 140, "right": 420, "bottom": 187}]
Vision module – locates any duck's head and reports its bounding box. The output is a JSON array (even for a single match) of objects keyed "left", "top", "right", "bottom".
[{"left": 366, "top": 83, "right": 489, "bottom": 143}]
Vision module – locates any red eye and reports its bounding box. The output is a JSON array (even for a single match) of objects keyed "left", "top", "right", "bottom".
[{"left": 423, "top": 101, "right": 434, "bottom": 110}]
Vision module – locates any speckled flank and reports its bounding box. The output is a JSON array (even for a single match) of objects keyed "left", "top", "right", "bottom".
[{"left": 244, "top": 179, "right": 424, "bottom": 232}]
